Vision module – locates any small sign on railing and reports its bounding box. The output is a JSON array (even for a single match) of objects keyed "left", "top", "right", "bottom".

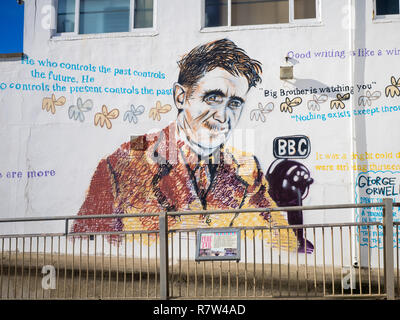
[{"left": 195, "top": 228, "right": 241, "bottom": 262}]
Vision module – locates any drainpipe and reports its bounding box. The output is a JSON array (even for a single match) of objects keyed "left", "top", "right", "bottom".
[{"left": 348, "top": 0, "right": 358, "bottom": 267}]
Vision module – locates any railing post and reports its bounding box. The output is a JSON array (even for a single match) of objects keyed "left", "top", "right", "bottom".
[
  {"left": 383, "top": 198, "right": 395, "bottom": 300},
  {"left": 65, "top": 219, "right": 69, "bottom": 236},
  {"left": 159, "top": 211, "right": 169, "bottom": 300}
]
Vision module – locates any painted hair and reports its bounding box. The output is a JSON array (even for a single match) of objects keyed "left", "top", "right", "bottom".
[{"left": 177, "top": 39, "right": 262, "bottom": 95}]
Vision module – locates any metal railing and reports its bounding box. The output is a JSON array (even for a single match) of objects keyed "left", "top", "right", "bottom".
[{"left": 0, "top": 199, "right": 398, "bottom": 300}]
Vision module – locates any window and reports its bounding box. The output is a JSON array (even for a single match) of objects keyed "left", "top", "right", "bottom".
[
  {"left": 0, "top": 0, "right": 24, "bottom": 56},
  {"left": 56, "top": 0, "right": 154, "bottom": 35},
  {"left": 204, "top": 0, "right": 317, "bottom": 28},
  {"left": 375, "top": 0, "right": 400, "bottom": 16}
]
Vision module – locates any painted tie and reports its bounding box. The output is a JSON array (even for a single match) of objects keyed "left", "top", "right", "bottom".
[{"left": 197, "top": 161, "right": 209, "bottom": 198}]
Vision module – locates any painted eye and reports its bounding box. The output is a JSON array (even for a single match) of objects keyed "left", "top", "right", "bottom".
[
  {"left": 204, "top": 94, "right": 223, "bottom": 105},
  {"left": 228, "top": 99, "right": 243, "bottom": 109}
]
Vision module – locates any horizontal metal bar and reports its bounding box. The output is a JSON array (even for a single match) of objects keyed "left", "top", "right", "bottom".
[
  {"left": 0, "top": 232, "right": 66, "bottom": 238},
  {"left": 0, "top": 221, "right": 382, "bottom": 238},
  {"left": 69, "top": 230, "right": 159, "bottom": 237},
  {"left": 0, "top": 202, "right": 387, "bottom": 224},
  {"left": 167, "top": 202, "right": 386, "bottom": 217},
  {"left": 0, "top": 230, "right": 159, "bottom": 239},
  {"left": 169, "top": 221, "right": 382, "bottom": 234},
  {"left": 0, "top": 213, "right": 159, "bottom": 224}
]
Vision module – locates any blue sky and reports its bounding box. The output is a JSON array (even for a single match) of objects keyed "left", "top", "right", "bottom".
[{"left": 0, "top": 0, "right": 24, "bottom": 54}]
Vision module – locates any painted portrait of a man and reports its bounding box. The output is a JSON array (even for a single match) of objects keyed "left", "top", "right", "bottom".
[{"left": 72, "top": 39, "right": 299, "bottom": 250}]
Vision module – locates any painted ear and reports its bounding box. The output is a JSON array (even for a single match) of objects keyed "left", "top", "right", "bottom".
[{"left": 173, "top": 83, "right": 186, "bottom": 109}]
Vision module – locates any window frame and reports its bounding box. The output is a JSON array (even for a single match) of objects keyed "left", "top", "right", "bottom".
[
  {"left": 373, "top": 0, "right": 400, "bottom": 21},
  {"left": 201, "top": 0, "right": 321, "bottom": 31},
  {"left": 53, "top": 0, "right": 157, "bottom": 40}
]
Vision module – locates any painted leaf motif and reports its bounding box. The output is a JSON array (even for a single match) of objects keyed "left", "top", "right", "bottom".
[
  {"left": 68, "top": 98, "right": 92, "bottom": 122},
  {"left": 358, "top": 96, "right": 369, "bottom": 107},
  {"left": 341, "top": 93, "right": 350, "bottom": 100},
  {"left": 385, "top": 85, "right": 400, "bottom": 97},
  {"left": 123, "top": 111, "right": 138, "bottom": 124},
  {"left": 78, "top": 99, "right": 93, "bottom": 112},
  {"left": 318, "top": 94, "right": 328, "bottom": 103},
  {"left": 158, "top": 104, "right": 171, "bottom": 113},
  {"left": 149, "top": 102, "right": 170, "bottom": 121},
  {"left": 54, "top": 96, "right": 66, "bottom": 106},
  {"left": 134, "top": 105, "right": 145, "bottom": 115},
  {"left": 79, "top": 111, "right": 85, "bottom": 122},
  {"left": 250, "top": 109, "right": 265, "bottom": 122},
  {"left": 107, "top": 109, "right": 119, "bottom": 119},
  {"left": 290, "top": 97, "right": 302, "bottom": 106},
  {"left": 370, "top": 91, "right": 381, "bottom": 100},
  {"left": 264, "top": 102, "right": 274, "bottom": 112},
  {"left": 68, "top": 105, "right": 84, "bottom": 121},
  {"left": 104, "top": 118, "right": 112, "bottom": 129},
  {"left": 102, "top": 105, "right": 108, "bottom": 116},
  {"left": 123, "top": 111, "right": 131, "bottom": 122},
  {"left": 42, "top": 97, "right": 54, "bottom": 113},
  {"left": 149, "top": 108, "right": 156, "bottom": 120},
  {"left": 94, "top": 113, "right": 103, "bottom": 127},
  {"left": 308, "top": 100, "right": 320, "bottom": 111}
]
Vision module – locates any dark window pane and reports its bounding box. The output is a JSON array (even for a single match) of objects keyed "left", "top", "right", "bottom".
[
  {"left": 376, "top": 0, "right": 399, "bottom": 15},
  {"left": 57, "top": 0, "right": 75, "bottom": 33},
  {"left": 205, "top": 0, "right": 228, "bottom": 27},
  {"left": 232, "top": 0, "right": 289, "bottom": 26},
  {"left": 294, "top": 0, "right": 316, "bottom": 19},
  {"left": 134, "top": 0, "right": 153, "bottom": 28},
  {"left": 79, "top": 0, "right": 130, "bottom": 34}
]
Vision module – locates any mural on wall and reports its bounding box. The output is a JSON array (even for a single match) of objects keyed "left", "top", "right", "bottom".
[
  {"left": 68, "top": 98, "right": 93, "bottom": 122},
  {"left": 355, "top": 170, "right": 400, "bottom": 249},
  {"left": 149, "top": 100, "right": 172, "bottom": 121},
  {"left": 307, "top": 94, "right": 328, "bottom": 111},
  {"left": 94, "top": 105, "right": 120, "bottom": 129},
  {"left": 71, "top": 39, "right": 315, "bottom": 253},
  {"left": 330, "top": 93, "right": 350, "bottom": 109},
  {"left": 250, "top": 102, "right": 274, "bottom": 122},
  {"left": 42, "top": 94, "right": 66, "bottom": 114},
  {"left": 358, "top": 91, "right": 381, "bottom": 107},
  {"left": 280, "top": 97, "right": 302, "bottom": 113},
  {"left": 385, "top": 76, "right": 400, "bottom": 97},
  {"left": 123, "top": 104, "right": 145, "bottom": 124}
]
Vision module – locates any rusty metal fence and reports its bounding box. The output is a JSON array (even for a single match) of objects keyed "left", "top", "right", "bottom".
[{"left": 0, "top": 198, "right": 398, "bottom": 300}]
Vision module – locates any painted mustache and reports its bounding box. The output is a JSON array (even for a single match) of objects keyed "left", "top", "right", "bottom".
[{"left": 202, "top": 119, "right": 229, "bottom": 133}]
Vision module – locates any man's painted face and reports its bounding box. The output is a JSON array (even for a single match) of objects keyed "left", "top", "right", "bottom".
[{"left": 176, "top": 68, "right": 249, "bottom": 156}]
